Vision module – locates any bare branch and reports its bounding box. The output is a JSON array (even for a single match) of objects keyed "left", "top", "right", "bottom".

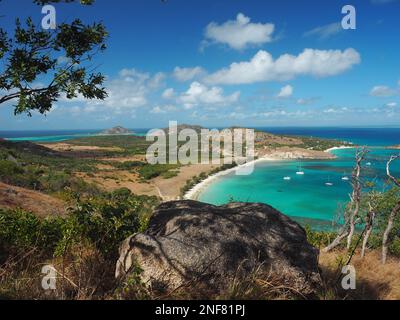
[
  {"left": 382, "top": 155, "right": 400, "bottom": 264},
  {"left": 387, "top": 155, "right": 400, "bottom": 188},
  {"left": 323, "top": 147, "right": 369, "bottom": 253}
]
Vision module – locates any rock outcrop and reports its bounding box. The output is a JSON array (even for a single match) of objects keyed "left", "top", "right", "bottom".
[
  {"left": 100, "top": 126, "right": 133, "bottom": 135},
  {"left": 116, "top": 200, "right": 321, "bottom": 296}
]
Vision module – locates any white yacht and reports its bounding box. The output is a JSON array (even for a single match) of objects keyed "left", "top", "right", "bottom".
[{"left": 296, "top": 165, "right": 305, "bottom": 175}]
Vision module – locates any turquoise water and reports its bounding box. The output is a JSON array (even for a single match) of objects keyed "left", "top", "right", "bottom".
[{"left": 199, "top": 146, "right": 400, "bottom": 229}]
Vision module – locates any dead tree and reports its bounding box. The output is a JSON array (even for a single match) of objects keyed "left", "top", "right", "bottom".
[
  {"left": 382, "top": 155, "right": 400, "bottom": 264},
  {"left": 361, "top": 202, "right": 376, "bottom": 258},
  {"left": 323, "top": 147, "right": 368, "bottom": 253}
]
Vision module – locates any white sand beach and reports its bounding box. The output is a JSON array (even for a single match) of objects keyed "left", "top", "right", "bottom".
[
  {"left": 325, "top": 146, "right": 355, "bottom": 153},
  {"left": 183, "top": 157, "right": 276, "bottom": 201}
]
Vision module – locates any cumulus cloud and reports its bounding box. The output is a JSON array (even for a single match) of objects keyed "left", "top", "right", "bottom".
[
  {"left": 323, "top": 107, "right": 349, "bottom": 114},
  {"left": 162, "top": 88, "right": 175, "bottom": 99},
  {"left": 277, "top": 85, "right": 293, "bottom": 98},
  {"left": 303, "top": 22, "right": 343, "bottom": 39},
  {"left": 84, "top": 68, "right": 166, "bottom": 114},
  {"left": 370, "top": 85, "right": 398, "bottom": 97},
  {"left": 178, "top": 81, "right": 240, "bottom": 109},
  {"left": 204, "top": 48, "right": 361, "bottom": 85},
  {"left": 259, "top": 109, "right": 314, "bottom": 118},
  {"left": 150, "top": 105, "right": 177, "bottom": 114},
  {"left": 173, "top": 67, "right": 206, "bottom": 82},
  {"left": 296, "top": 97, "right": 319, "bottom": 105},
  {"left": 204, "top": 13, "right": 275, "bottom": 50}
]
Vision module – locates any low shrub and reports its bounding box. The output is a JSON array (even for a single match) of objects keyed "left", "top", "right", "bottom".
[{"left": 0, "top": 189, "right": 159, "bottom": 299}]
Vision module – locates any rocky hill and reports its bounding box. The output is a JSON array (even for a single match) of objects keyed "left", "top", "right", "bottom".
[{"left": 100, "top": 126, "right": 133, "bottom": 135}]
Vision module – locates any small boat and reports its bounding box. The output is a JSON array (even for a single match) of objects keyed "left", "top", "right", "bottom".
[
  {"left": 342, "top": 176, "right": 350, "bottom": 181},
  {"left": 366, "top": 162, "right": 372, "bottom": 166},
  {"left": 296, "top": 165, "right": 305, "bottom": 175},
  {"left": 283, "top": 176, "right": 291, "bottom": 180},
  {"left": 325, "top": 182, "right": 334, "bottom": 186},
  {"left": 295, "top": 164, "right": 305, "bottom": 175}
]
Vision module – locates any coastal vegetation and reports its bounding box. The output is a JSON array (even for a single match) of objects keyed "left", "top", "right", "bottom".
[
  {"left": 252, "top": 130, "right": 352, "bottom": 151},
  {"left": 0, "top": 188, "right": 159, "bottom": 299},
  {"left": 0, "top": 140, "right": 101, "bottom": 198},
  {"left": 1, "top": 128, "right": 400, "bottom": 300}
]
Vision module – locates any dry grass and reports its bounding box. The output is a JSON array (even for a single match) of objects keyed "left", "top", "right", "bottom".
[
  {"left": 0, "top": 243, "right": 117, "bottom": 300},
  {"left": 0, "top": 182, "right": 67, "bottom": 217},
  {"left": 319, "top": 249, "right": 400, "bottom": 300},
  {"left": 2, "top": 243, "right": 400, "bottom": 300}
]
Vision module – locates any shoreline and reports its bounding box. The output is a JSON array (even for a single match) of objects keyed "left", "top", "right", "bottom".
[
  {"left": 183, "top": 157, "right": 276, "bottom": 201},
  {"left": 324, "top": 145, "right": 355, "bottom": 153},
  {"left": 184, "top": 145, "right": 355, "bottom": 201}
]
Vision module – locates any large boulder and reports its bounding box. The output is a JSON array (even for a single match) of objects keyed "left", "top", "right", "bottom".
[{"left": 116, "top": 200, "right": 321, "bottom": 296}]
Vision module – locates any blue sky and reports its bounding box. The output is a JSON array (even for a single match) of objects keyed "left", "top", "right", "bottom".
[{"left": 1, "top": 0, "right": 400, "bottom": 130}]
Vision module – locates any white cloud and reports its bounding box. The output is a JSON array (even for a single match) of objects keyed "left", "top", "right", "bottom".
[
  {"left": 277, "top": 85, "right": 293, "bottom": 98},
  {"left": 260, "top": 109, "right": 314, "bottom": 118},
  {"left": 150, "top": 106, "right": 165, "bottom": 114},
  {"left": 178, "top": 81, "right": 240, "bottom": 109},
  {"left": 150, "top": 105, "right": 177, "bottom": 114},
  {"left": 148, "top": 72, "right": 166, "bottom": 89},
  {"left": 56, "top": 56, "right": 72, "bottom": 65},
  {"left": 297, "top": 97, "right": 319, "bottom": 105},
  {"left": 370, "top": 85, "right": 398, "bottom": 97},
  {"left": 173, "top": 67, "right": 206, "bottom": 82},
  {"left": 45, "top": 68, "right": 166, "bottom": 117},
  {"left": 204, "top": 13, "right": 275, "bottom": 50},
  {"left": 90, "top": 68, "right": 165, "bottom": 113},
  {"left": 304, "top": 22, "right": 342, "bottom": 39},
  {"left": 386, "top": 102, "right": 397, "bottom": 107},
  {"left": 323, "top": 107, "right": 349, "bottom": 114},
  {"left": 205, "top": 48, "right": 360, "bottom": 85},
  {"left": 162, "top": 88, "right": 175, "bottom": 99}
]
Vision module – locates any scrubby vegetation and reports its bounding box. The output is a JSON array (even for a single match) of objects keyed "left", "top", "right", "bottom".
[
  {"left": 138, "top": 163, "right": 180, "bottom": 180},
  {"left": 0, "top": 140, "right": 100, "bottom": 197},
  {"left": 0, "top": 188, "right": 159, "bottom": 299},
  {"left": 67, "top": 135, "right": 151, "bottom": 156},
  {"left": 294, "top": 136, "right": 352, "bottom": 151}
]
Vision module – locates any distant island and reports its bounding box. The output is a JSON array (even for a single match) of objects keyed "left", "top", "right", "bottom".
[{"left": 100, "top": 126, "right": 133, "bottom": 135}]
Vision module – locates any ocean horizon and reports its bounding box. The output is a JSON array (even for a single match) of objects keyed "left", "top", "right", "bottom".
[{"left": 2, "top": 126, "right": 400, "bottom": 146}]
